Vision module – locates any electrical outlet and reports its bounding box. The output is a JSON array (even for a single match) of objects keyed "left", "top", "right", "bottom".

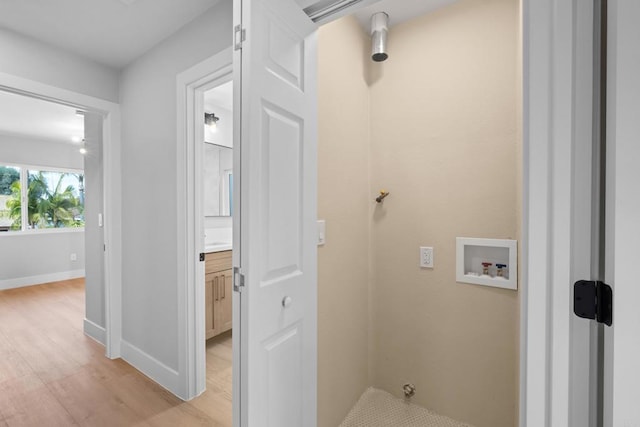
[
  {"left": 420, "top": 247, "right": 433, "bottom": 268},
  {"left": 70, "top": 253, "right": 77, "bottom": 262}
]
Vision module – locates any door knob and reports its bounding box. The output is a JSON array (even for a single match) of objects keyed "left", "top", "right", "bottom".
[{"left": 282, "top": 296, "right": 292, "bottom": 308}]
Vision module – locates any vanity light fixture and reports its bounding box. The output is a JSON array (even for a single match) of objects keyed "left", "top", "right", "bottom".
[{"left": 205, "top": 112, "right": 219, "bottom": 131}]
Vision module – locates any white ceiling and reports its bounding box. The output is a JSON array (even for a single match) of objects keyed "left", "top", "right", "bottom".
[
  {"left": 0, "top": 0, "right": 221, "bottom": 68},
  {"left": 0, "top": 0, "right": 455, "bottom": 70},
  {"left": 353, "top": 0, "right": 459, "bottom": 30},
  {"left": 205, "top": 81, "right": 233, "bottom": 112},
  {"left": 0, "top": 91, "right": 84, "bottom": 144}
]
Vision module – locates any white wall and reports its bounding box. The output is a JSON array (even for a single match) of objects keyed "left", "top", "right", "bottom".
[
  {"left": 0, "top": 28, "right": 119, "bottom": 103},
  {"left": 204, "top": 106, "right": 233, "bottom": 148},
  {"left": 0, "top": 133, "right": 84, "bottom": 170},
  {"left": 119, "top": 0, "right": 233, "bottom": 374},
  {"left": 84, "top": 113, "right": 105, "bottom": 331},
  {"left": 204, "top": 215, "right": 232, "bottom": 229},
  {"left": 0, "top": 133, "right": 85, "bottom": 288},
  {"left": 0, "top": 232, "right": 85, "bottom": 289}
]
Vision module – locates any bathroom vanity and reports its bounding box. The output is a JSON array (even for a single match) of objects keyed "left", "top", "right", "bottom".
[{"left": 205, "top": 249, "right": 233, "bottom": 339}]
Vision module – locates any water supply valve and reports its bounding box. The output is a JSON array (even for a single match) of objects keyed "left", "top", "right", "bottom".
[{"left": 481, "top": 262, "right": 492, "bottom": 276}]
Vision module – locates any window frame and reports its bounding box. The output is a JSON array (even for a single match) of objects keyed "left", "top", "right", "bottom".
[{"left": 0, "top": 161, "right": 85, "bottom": 235}]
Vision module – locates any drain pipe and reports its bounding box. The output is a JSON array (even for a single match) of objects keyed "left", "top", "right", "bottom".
[{"left": 371, "top": 12, "right": 389, "bottom": 62}]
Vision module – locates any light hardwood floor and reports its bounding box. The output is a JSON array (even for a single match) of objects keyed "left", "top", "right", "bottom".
[{"left": 0, "top": 278, "right": 232, "bottom": 427}]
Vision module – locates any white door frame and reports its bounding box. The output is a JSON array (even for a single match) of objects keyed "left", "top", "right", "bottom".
[
  {"left": 0, "top": 71, "right": 123, "bottom": 359},
  {"left": 604, "top": 1, "right": 640, "bottom": 424},
  {"left": 522, "top": 0, "right": 600, "bottom": 425},
  {"left": 176, "top": 47, "right": 233, "bottom": 400}
]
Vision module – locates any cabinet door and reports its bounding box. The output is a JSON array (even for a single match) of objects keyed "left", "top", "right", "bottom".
[
  {"left": 217, "top": 269, "right": 233, "bottom": 333},
  {"left": 205, "top": 274, "right": 216, "bottom": 339}
]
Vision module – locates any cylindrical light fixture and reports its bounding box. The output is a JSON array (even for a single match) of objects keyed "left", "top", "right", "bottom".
[{"left": 371, "top": 12, "right": 389, "bottom": 62}]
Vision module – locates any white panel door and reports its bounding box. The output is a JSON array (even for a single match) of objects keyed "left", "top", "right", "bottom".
[
  {"left": 232, "top": 0, "right": 318, "bottom": 426},
  {"left": 603, "top": 1, "right": 640, "bottom": 426}
]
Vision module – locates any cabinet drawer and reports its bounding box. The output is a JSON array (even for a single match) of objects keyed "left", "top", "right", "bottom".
[{"left": 205, "top": 250, "right": 232, "bottom": 274}]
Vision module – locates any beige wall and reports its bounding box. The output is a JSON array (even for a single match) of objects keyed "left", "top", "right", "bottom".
[
  {"left": 318, "top": 0, "right": 520, "bottom": 426},
  {"left": 369, "top": 1, "right": 520, "bottom": 426},
  {"left": 317, "top": 16, "right": 372, "bottom": 427}
]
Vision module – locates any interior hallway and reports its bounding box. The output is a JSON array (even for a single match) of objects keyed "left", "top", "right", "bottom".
[{"left": 0, "top": 279, "right": 231, "bottom": 426}]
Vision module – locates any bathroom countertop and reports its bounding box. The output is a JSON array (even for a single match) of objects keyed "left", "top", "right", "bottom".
[{"left": 205, "top": 243, "right": 232, "bottom": 253}]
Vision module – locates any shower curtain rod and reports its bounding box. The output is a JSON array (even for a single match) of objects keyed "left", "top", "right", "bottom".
[{"left": 304, "top": 0, "right": 368, "bottom": 23}]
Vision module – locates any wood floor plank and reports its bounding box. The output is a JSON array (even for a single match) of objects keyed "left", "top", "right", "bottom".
[
  {"left": 0, "top": 373, "right": 78, "bottom": 427},
  {"left": 46, "top": 367, "right": 147, "bottom": 426},
  {"left": 187, "top": 386, "right": 233, "bottom": 427},
  {"left": 0, "top": 331, "right": 33, "bottom": 384},
  {"left": 3, "top": 326, "right": 84, "bottom": 384},
  {"left": 145, "top": 403, "right": 222, "bottom": 427},
  {"left": 0, "top": 279, "right": 233, "bottom": 427}
]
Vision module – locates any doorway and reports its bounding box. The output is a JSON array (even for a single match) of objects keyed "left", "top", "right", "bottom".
[
  {"left": 0, "top": 91, "right": 90, "bottom": 317},
  {"left": 316, "top": 2, "right": 521, "bottom": 426},
  {"left": 201, "top": 80, "right": 235, "bottom": 426},
  {"left": 181, "top": 1, "right": 519, "bottom": 422},
  {"left": 175, "top": 47, "right": 234, "bottom": 407},
  {"left": 0, "top": 73, "right": 122, "bottom": 359}
]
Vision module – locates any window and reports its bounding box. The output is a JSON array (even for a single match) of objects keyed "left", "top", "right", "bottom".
[
  {"left": 0, "top": 164, "right": 84, "bottom": 232},
  {"left": 0, "top": 165, "right": 21, "bottom": 232}
]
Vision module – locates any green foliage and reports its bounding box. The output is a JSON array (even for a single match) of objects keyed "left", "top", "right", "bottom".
[
  {"left": 0, "top": 166, "right": 20, "bottom": 195},
  {"left": 6, "top": 172, "right": 84, "bottom": 229}
]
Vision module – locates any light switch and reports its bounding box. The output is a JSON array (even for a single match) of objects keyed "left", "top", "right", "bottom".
[{"left": 317, "top": 220, "right": 326, "bottom": 246}]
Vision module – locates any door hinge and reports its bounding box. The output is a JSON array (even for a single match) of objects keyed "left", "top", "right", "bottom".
[
  {"left": 234, "top": 25, "right": 246, "bottom": 50},
  {"left": 574, "top": 280, "right": 613, "bottom": 326},
  {"left": 199, "top": 253, "right": 205, "bottom": 262},
  {"left": 233, "top": 266, "right": 245, "bottom": 293}
]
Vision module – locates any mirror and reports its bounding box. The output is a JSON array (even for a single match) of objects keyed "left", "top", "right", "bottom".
[{"left": 204, "top": 142, "right": 232, "bottom": 217}]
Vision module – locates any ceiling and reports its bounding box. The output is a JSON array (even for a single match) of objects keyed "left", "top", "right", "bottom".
[
  {"left": 0, "top": 0, "right": 221, "bottom": 68},
  {"left": 0, "top": 0, "right": 454, "bottom": 70},
  {"left": 0, "top": 90, "right": 84, "bottom": 144},
  {"left": 353, "top": 0, "right": 459, "bottom": 30}
]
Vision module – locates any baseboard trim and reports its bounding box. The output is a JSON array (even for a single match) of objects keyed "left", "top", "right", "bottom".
[
  {"left": 0, "top": 269, "right": 85, "bottom": 291},
  {"left": 120, "top": 339, "right": 183, "bottom": 399},
  {"left": 83, "top": 318, "right": 106, "bottom": 345}
]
